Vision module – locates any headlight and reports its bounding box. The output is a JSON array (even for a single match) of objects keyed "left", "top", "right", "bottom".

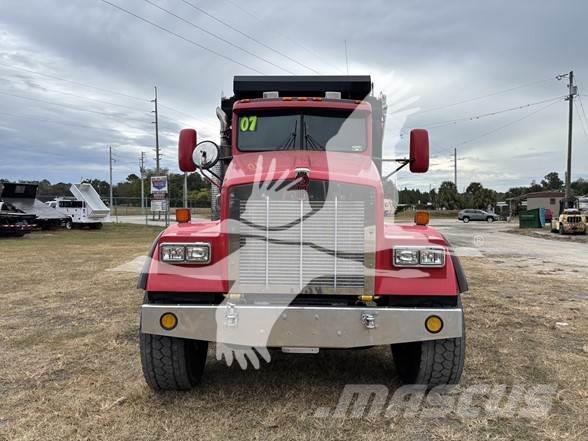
[
  {"left": 419, "top": 248, "right": 445, "bottom": 266},
  {"left": 394, "top": 248, "right": 419, "bottom": 266},
  {"left": 160, "top": 243, "right": 211, "bottom": 264},
  {"left": 185, "top": 244, "right": 211, "bottom": 263},
  {"left": 160, "top": 244, "right": 185, "bottom": 262},
  {"left": 393, "top": 247, "right": 445, "bottom": 267}
]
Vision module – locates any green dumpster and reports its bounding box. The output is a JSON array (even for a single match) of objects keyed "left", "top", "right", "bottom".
[{"left": 519, "top": 208, "right": 542, "bottom": 228}]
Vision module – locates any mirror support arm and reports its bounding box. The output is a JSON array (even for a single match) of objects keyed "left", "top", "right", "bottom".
[
  {"left": 198, "top": 168, "right": 222, "bottom": 190},
  {"left": 381, "top": 158, "right": 411, "bottom": 180}
]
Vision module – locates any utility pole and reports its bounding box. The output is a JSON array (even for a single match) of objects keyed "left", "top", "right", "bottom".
[
  {"left": 454, "top": 147, "right": 457, "bottom": 189},
  {"left": 183, "top": 172, "right": 188, "bottom": 208},
  {"left": 152, "top": 86, "right": 161, "bottom": 174},
  {"left": 557, "top": 70, "right": 577, "bottom": 200},
  {"left": 140, "top": 151, "right": 147, "bottom": 224},
  {"left": 109, "top": 145, "right": 113, "bottom": 212}
]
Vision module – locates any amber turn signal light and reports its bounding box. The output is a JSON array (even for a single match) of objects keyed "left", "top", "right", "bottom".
[
  {"left": 425, "top": 315, "right": 443, "bottom": 334},
  {"left": 160, "top": 312, "right": 178, "bottom": 331},
  {"left": 414, "top": 211, "right": 430, "bottom": 226},
  {"left": 176, "top": 208, "right": 191, "bottom": 223}
]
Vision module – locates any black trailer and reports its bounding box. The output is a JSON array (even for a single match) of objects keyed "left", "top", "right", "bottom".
[
  {"left": 0, "top": 200, "right": 37, "bottom": 237},
  {"left": 0, "top": 183, "right": 69, "bottom": 229}
]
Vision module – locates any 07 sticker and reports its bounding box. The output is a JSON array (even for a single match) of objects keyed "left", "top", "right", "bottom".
[{"left": 239, "top": 116, "right": 258, "bottom": 132}]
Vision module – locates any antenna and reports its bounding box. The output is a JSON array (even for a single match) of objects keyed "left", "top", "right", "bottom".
[{"left": 344, "top": 40, "right": 349, "bottom": 75}]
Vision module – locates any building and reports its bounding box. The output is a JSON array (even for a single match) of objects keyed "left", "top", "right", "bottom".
[{"left": 524, "top": 191, "right": 565, "bottom": 214}]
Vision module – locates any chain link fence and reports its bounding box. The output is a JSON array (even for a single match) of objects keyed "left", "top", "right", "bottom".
[{"left": 37, "top": 195, "right": 211, "bottom": 227}]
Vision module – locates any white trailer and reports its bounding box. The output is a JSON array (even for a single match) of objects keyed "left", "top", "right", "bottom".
[{"left": 46, "top": 183, "right": 110, "bottom": 229}]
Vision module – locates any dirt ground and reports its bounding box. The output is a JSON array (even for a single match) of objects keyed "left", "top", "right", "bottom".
[{"left": 1, "top": 224, "right": 586, "bottom": 441}]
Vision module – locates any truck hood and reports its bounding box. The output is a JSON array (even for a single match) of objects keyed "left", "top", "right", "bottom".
[{"left": 222, "top": 151, "right": 382, "bottom": 188}]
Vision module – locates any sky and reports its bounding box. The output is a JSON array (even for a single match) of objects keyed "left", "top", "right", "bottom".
[{"left": 0, "top": 0, "right": 587, "bottom": 192}]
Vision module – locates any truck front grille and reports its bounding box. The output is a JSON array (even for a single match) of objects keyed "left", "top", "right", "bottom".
[{"left": 234, "top": 194, "right": 368, "bottom": 294}]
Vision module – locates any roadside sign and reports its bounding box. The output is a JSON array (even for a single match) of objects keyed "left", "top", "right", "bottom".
[
  {"left": 150, "top": 176, "right": 168, "bottom": 193},
  {"left": 152, "top": 192, "right": 167, "bottom": 200},
  {"left": 151, "top": 200, "right": 168, "bottom": 212}
]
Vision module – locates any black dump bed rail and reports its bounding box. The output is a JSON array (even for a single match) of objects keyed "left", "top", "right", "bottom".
[{"left": 232, "top": 75, "right": 373, "bottom": 100}]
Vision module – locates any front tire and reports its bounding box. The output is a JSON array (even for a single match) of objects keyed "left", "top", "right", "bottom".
[
  {"left": 64, "top": 219, "right": 73, "bottom": 230},
  {"left": 391, "top": 313, "right": 465, "bottom": 387},
  {"left": 559, "top": 225, "right": 564, "bottom": 235},
  {"left": 140, "top": 333, "right": 208, "bottom": 391},
  {"left": 486, "top": 217, "right": 494, "bottom": 223}
]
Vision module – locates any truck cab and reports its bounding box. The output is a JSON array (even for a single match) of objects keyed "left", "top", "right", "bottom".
[{"left": 138, "top": 76, "right": 467, "bottom": 391}]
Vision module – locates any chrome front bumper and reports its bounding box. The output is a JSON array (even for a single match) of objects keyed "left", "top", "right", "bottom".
[{"left": 141, "top": 304, "right": 463, "bottom": 348}]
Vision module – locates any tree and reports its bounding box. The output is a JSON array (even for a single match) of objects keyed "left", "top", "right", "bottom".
[
  {"left": 529, "top": 180, "right": 543, "bottom": 193},
  {"left": 126, "top": 173, "right": 140, "bottom": 182},
  {"left": 541, "top": 172, "right": 563, "bottom": 191},
  {"left": 437, "top": 181, "right": 461, "bottom": 210},
  {"left": 464, "top": 182, "right": 497, "bottom": 209}
]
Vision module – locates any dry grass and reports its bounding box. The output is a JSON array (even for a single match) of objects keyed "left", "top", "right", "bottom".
[{"left": 0, "top": 224, "right": 586, "bottom": 440}]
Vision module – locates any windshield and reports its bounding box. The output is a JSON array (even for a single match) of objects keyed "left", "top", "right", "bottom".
[{"left": 237, "top": 110, "right": 367, "bottom": 152}]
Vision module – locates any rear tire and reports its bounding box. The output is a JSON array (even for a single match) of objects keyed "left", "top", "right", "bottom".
[
  {"left": 463, "top": 217, "right": 470, "bottom": 223},
  {"left": 89, "top": 222, "right": 103, "bottom": 230},
  {"left": 559, "top": 225, "right": 564, "bottom": 235},
  {"left": 391, "top": 309, "right": 465, "bottom": 387}
]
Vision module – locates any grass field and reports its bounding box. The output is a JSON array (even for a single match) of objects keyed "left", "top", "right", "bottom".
[{"left": 0, "top": 225, "right": 586, "bottom": 440}]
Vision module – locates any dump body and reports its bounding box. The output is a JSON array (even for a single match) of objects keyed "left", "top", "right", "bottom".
[
  {"left": 1, "top": 183, "right": 68, "bottom": 228},
  {"left": 47, "top": 184, "right": 110, "bottom": 226}
]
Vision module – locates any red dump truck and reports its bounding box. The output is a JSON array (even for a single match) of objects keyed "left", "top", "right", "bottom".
[{"left": 138, "top": 76, "right": 467, "bottom": 391}]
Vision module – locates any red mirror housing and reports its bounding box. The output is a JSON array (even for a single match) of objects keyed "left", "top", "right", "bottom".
[
  {"left": 178, "top": 128, "right": 197, "bottom": 172},
  {"left": 409, "top": 129, "right": 429, "bottom": 173}
]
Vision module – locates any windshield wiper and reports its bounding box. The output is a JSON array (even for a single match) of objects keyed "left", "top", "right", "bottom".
[
  {"left": 278, "top": 120, "right": 297, "bottom": 150},
  {"left": 303, "top": 120, "right": 325, "bottom": 151}
]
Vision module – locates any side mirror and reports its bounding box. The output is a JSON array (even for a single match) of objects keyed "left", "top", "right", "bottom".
[
  {"left": 409, "top": 129, "right": 429, "bottom": 173},
  {"left": 178, "top": 129, "right": 197, "bottom": 172},
  {"left": 193, "top": 141, "right": 220, "bottom": 170}
]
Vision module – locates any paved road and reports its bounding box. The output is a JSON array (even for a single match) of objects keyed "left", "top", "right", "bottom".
[{"left": 429, "top": 219, "right": 588, "bottom": 274}]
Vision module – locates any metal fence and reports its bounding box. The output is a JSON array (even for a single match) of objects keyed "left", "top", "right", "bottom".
[{"left": 37, "top": 195, "right": 212, "bottom": 227}]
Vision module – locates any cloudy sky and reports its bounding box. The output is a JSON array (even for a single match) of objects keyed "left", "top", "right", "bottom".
[{"left": 0, "top": 0, "right": 587, "bottom": 192}]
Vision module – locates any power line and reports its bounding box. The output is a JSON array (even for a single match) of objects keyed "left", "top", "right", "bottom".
[
  {"left": 1, "top": 63, "right": 214, "bottom": 131},
  {"left": 415, "top": 77, "right": 556, "bottom": 114},
  {"left": 0, "top": 62, "right": 147, "bottom": 102},
  {"left": 431, "top": 99, "right": 560, "bottom": 157},
  {"left": 99, "top": 0, "right": 264, "bottom": 74},
  {"left": 1, "top": 76, "right": 148, "bottom": 112},
  {"left": 218, "top": 0, "right": 340, "bottom": 72},
  {"left": 0, "top": 109, "right": 149, "bottom": 134},
  {"left": 422, "top": 96, "right": 565, "bottom": 129},
  {"left": 180, "top": 0, "right": 321, "bottom": 74},
  {"left": 0, "top": 90, "right": 149, "bottom": 125},
  {"left": 142, "top": 0, "right": 294, "bottom": 74},
  {"left": 576, "top": 95, "right": 588, "bottom": 140}
]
